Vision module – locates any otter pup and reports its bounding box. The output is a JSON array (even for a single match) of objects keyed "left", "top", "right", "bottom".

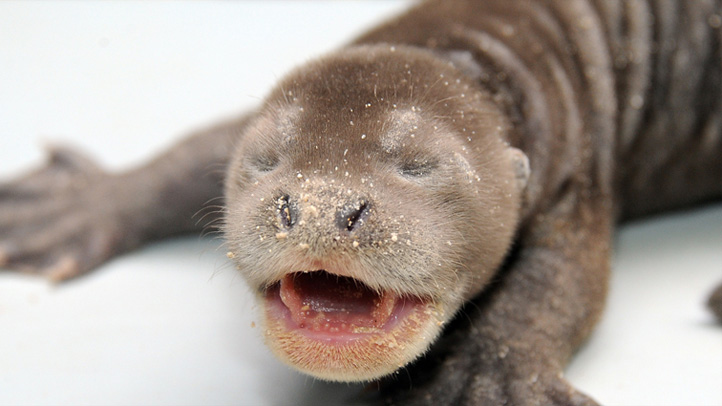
[{"left": 1, "top": 1, "right": 721, "bottom": 405}]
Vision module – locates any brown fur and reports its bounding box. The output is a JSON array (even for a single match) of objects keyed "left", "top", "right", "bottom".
[{"left": 223, "top": 46, "right": 526, "bottom": 381}]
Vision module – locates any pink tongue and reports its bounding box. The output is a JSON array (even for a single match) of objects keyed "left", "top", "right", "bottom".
[{"left": 279, "top": 271, "right": 396, "bottom": 333}]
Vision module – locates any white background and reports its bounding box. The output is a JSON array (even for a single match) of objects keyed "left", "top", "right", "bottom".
[{"left": 1, "top": 2, "right": 720, "bottom": 405}]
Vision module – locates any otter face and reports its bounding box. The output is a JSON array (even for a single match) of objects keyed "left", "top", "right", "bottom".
[{"left": 223, "top": 46, "right": 526, "bottom": 381}]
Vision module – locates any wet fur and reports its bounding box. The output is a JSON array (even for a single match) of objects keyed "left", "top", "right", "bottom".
[{"left": 223, "top": 47, "right": 526, "bottom": 381}]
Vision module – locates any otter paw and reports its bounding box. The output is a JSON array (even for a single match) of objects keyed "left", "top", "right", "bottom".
[
  {"left": 0, "top": 146, "right": 125, "bottom": 281},
  {"left": 383, "top": 347, "right": 598, "bottom": 406},
  {"left": 708, "top": 281, "right": 722, "bottom": 323},
  {"left": 396, "top": 369, "right": 597, "bottom": 406}
]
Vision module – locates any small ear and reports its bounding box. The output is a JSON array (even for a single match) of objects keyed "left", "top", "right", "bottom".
[
  {"left": 435, "top": 49, "right": 485, "bottom": 81},
  {"left": 508, "top": 147, "right": 530, "bottom": 192}
]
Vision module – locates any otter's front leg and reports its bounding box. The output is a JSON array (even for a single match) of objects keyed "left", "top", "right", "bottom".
[
  {"left": 0, "top": 115, "right": 250, "bottom": 281},
  {"left": 388, "top": 187, "right": 613, "bottom": 406}
]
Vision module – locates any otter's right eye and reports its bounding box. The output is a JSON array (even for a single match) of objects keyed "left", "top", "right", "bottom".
[
  {"left": 399, "top": 159, "right": 436, "bottom": 178},
  {"left": 251, "top": 154, "right": 280, "bottom": 173}
]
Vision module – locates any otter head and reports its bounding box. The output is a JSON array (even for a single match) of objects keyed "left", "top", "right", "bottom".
[{"left": 224, "top": 45, "right": 529, "bottom": 381}]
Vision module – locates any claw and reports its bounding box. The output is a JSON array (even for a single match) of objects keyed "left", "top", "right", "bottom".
[
  {"left": 43, "top": 143, "right": 103, "bottom": 176},
  {"left": 0, "top": 247, "right": 8, "bottom": 267},
  {"left": 45, "top": 256, "right": 81, "bottom": 283}
]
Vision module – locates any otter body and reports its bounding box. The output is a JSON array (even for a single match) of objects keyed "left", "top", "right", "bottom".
[
  {"left": 1, "top": 1, "right": 721, "bottom": 405},
  {"left": 355, "top": 0, "right": 722, "bottom": 220}
]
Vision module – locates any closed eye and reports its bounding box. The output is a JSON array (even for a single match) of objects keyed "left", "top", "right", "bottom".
[
  {"left": 399, "top": 159, "right": 436, "bottom": 178},
  {"left": 251, "top": 154, "right": 280, "bottom": 173}
]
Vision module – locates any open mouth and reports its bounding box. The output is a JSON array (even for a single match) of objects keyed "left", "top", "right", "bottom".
[
  {"left": 260, "top": 269, "right": 444, "bottom": 381},
  {"left": 264, "top": 270, "right": 428, "bottom": 343}
]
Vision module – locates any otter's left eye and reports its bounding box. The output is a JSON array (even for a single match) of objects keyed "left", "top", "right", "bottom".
[{"left": 399, "top": 159, "right": 436, "bottom": 178}]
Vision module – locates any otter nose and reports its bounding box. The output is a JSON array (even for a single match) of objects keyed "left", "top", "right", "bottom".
[
  {"left": 336, "top": 199, "right": 371, "bottom": 232},
  {"left": 277, "top": 194, "right": 298, "bottom": 229}
]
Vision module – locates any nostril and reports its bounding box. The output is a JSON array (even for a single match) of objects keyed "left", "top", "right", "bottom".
[
  {"left": 337, "top": 199, "right": 371, "bottom": 232},
  {"left": 277, "top": 194, "right": 297, "bottom": 229}
]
